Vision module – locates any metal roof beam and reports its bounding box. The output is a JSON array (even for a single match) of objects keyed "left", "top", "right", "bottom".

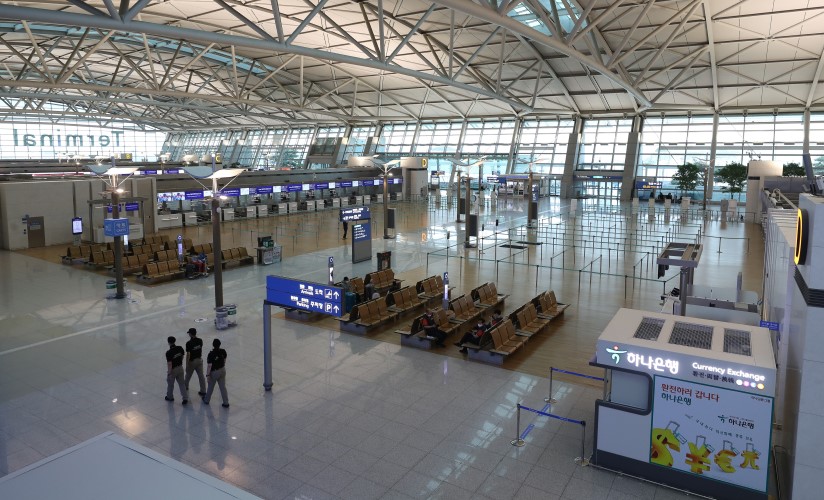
[{"left": 0, "top": 4, "right": 532, "bottom": 110}]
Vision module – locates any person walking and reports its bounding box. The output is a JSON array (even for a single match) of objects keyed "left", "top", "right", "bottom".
[
  {"left": 184, "top": 328, "right": 206, "bottom": 397},
  {"left": 342, "top": 220, "right": 348, "bottom": 239},
  {"left": 203, "top": 338, "right": 229, "bottom": 408},
  {"left": 165, "top": 336, "right": 189, "bottom": 405}
]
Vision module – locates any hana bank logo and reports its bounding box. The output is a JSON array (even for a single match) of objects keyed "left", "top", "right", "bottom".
[{"left": 605, "top": 345, "right": 628, "bottom": 364}]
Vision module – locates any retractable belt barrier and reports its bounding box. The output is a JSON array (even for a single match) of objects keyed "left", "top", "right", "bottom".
[{"left": 511, "top": 403, "right": 589, "bottom": 466}]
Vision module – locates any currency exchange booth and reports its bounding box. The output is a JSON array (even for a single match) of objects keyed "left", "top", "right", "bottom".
[{"left": 590, "top": 308, "right": 775, "bottom": 500}]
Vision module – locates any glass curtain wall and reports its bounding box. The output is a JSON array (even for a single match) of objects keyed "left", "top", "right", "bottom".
[
  {"left": 460, "top": 119, "right": 515, "bottom": 180},
  {"left": 343, "top": 126, "right": 376, "bottom": 161},
  {"left": 375, "top": 123, "right": 417, "bottom": 158},
  {"left": 514, "top": 118, "right": 574, "bottom": 174},
  {"left": 414, "top": 121, "right": 462, "bottom": 178},
  {"left": 714, "top": 113, "right": 805, "bottom": 200},
  {"left": 577, "top": 118, "right": 632, "bottom": 170},
  {"left": 638, "top": 115, "right": 714, "bottom": 198},
  {"left": 805, "top": 113, "right": 824, "bottom": 176}
]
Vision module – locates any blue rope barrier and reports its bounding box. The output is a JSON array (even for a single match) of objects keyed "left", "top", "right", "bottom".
[
  {"left": 519, "top": 404, "right": 585, "bottom": 426},
  {"left": 550, "top": 367, "right": 605, "bottom": 382}
]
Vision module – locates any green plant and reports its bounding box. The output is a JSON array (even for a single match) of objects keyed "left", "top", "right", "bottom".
[
  {"left": 671, "top": 162, "right": 703, "bottom": 194},
  {"left": 783, "top": 162, "right": 805, "bottom": 176},
  {"left": 714, "top": 162, "right": 748, "bottom": 200}
]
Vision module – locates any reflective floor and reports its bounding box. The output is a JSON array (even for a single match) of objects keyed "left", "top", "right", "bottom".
[{"left": 0, "top": 197, "right": 759, "bottom": 499}]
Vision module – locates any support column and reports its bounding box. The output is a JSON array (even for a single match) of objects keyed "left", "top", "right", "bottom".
[
  {"left": 505, "top": 118, "right": 524, "bottom": 174},
  {"left": 804, "top": 109, "right": 811, "bottom": 157},
  {"left": 561, "top": 116, "right": 582, "bottom": 199},
  {"left": 332, "top": 125, "right": 352, "bottom": 165},
  {"left": 621, "top": 115, "right": 643, "bottom": 202},
  {"left": 705, "top": 113, "right": 719, "bottom": 207}
]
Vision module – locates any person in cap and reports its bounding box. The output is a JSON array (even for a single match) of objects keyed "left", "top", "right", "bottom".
[
  {"left": 184, "top": 328, "right": 206, "bottom": 397},
  {"left": 203, "top": 338, "right": 229, "bottom": 408},
  {"left": 420, "top": 310, "right": 446, "bottom": 347},
  {"left": 455, "top": 318, "right": 488, "bottom": 354},
  {"left": 165, "top": 336, "right": 189, "bottom": 404}
]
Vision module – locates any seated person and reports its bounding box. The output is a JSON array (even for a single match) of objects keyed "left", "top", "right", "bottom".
[
  {"left": 455, "top": 319, "right": 487, "bottom": 353},
  {"left": 490, "top": 309, "right": 504, "bottom": 326},
  {"left": 187, "top": 252, "right": 207, "bottom": 275},
  {"left": 341, "top": 276, "right": 351, "bottom": 294},
  {"left": 388, "top": 280, "right": 402, "bottom": 294},
  {"left": 420, "top": 310, "right": 446, "bottom": 347}
]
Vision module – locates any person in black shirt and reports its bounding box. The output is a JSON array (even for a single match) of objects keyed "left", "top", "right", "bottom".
[
  {"left": 455, "top": 319, "right": 487, "bottom": 353},
  {"left": 203, "top": 338, "right": 229, "bottom": 408},
  {"left": 165, "top": 336, "right": 189, "bottom": 404},
  {"left": 184, "top": 328, "right": 206, "bottom": 397},
  {"left": 420, "top": 310, "right": 446, "bottom": 347}
]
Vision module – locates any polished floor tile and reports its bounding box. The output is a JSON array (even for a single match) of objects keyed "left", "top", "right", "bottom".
[{"left": 0, "top": 198, "right": 763, "bottom": 499}]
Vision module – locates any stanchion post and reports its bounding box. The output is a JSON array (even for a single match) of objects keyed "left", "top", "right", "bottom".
[
  {"left": 544, "top": 368, "right": 557, "bottom": 403},
  {"left": 575, "top": 421, "right": 589, "bottom": 466},
  {"left": 511, "top": 403, "right": 525, "bottom": 447}
]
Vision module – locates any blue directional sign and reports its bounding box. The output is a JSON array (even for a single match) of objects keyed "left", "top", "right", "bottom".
[
  {"left": 222, "top": 188, "right": 241, "bottom": 197},
  {"left": 759, "top": 320, "right": 780, "bottom": 331},
  {"left": 255, "top": 186, "right": 273, "bottom": 194},
  {"left": 314, "top": 182, "right": 329, "bottom": 190},
  {"left": 338, "top": 180, "right": 353, "bottom": 188},
  {"left": 124, "top": 202, "right": 139, "bottom": 211},
  {"left": 340, "top": 206, "right": 371, "bottom": 222},
  {"left": 185, "top": 190, "right": 204, "bottom": 200},
  {"left": 361, "top": 179, "right": 375, "bottom": 186},
  {"left": 104, "top": 218, "right": 129, "bottom": 237},
  {"left": 286, "top": 184, "right": 303, "bottom": 192},
  {"left": 266, "top": 276, "right": 343, "bottom": 316}
]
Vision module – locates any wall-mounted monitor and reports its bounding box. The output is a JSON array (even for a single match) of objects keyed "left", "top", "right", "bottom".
[
  {"left": 71, "top": 217, "right": 83, "bottom": 235},
  {"left": 240, "top": 187, "right": 250, "bottom": 196},
  {"left": 273, "top": 185, "right": 282, "bottom": 193}
]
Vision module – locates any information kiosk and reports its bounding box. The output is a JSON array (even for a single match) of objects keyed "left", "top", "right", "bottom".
[{"left": 590, "top": 308, "right": 775, "bottom": 500}]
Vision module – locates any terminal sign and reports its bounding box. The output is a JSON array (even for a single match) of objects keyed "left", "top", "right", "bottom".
[
  {"left": 103, "top": 218, "right": 129, "bottom": 237},
  {"left": 266, "top": 276, "right": 343, "bottom": 317},
  {"left": 340, "top": 206, "right": 371, "bottom": 221}
]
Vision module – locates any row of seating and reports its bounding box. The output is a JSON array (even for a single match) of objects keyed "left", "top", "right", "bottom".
[
  {"left": 396, "top": 308, "right": 464, "bottom": 349},
  {"left": 533, "top": 290, "right": 569, "bottom": 319},
  {"left": 449, "top": 294, "right": 484, "bottom": 323},
  {"left": 471, "top": 282, "right": 508, "bottom": 309},
  {"left": 141, "top": 234, "right": 169, "bottom": 246},
  {"left": 131, "top": 243, "right": 164, "bottom": 256},
  {"left": 364, "top": 269, "right": 396, "bottom": 293},
  {"left": 513, "top": 303, "right": 550, "bottom": 337},
  {"left": 122, "top": 254, "right": 151, "bottom": 274},
  {"left": 221, "top": 247, "right": 255, "bottom": 268},
  {"left": 88, "top": 250, "right": 114, "bottom": 267},
  {"left": 344, "top": 298, "right": 397, "bottom": 329},
  {"left": 461, "top": 289, "right": 568, "bottom": 365},
  {"left": 139, "top": 260, "right": 183, "bottom": 283},
  {"left": 154, "top": 249, "right": 179, "bottom": 262},
  {"left": 416, "top": 275, "right": 445, "bottom": 300},
  {"left": 388, "top": 286, "right": 424, "bottom": 314},
  {"left": 190, "top": 242, "right": 214, "bottom": 255},
  {"left": 64, "top": 244, "right": 107, "bottom": 262}
]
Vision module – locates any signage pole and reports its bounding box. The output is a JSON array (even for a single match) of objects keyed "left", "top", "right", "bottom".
[
  {"left": 110, "top": 157, "right": 126, "bottom": 299},
  {"left": 383, "top": 170, "right": 390, "bottom": 239},
  {"left": 212, "top": 175, "right": 224, "bottom": 308}
]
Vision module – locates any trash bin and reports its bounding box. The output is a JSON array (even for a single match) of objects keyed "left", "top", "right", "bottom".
[
  {"left": 106, "top": 280, "right": 117, "bottom": 290},
  {"left": 215, "top": 306, "right": 228, "bottom": 330},
  {"left": 225, "top": 304, "right": 237, "bottom": 326}
]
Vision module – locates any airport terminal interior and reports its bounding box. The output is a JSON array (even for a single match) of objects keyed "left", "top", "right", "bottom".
[{"left": 1, "top": 2, "right": 824, "bottom": 500}]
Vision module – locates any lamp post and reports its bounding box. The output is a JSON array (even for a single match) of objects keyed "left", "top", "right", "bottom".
[
  {"left": 88, "top": 160, "right": 138, "bottom": 300},
  {"left": 180, "top": 161, "right": 245, "bottom": 310}
]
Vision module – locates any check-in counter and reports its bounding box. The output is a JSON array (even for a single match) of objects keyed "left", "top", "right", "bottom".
[
  {"left": 244, "top": 206, "right": 256, "bottom": 218},
  {"left": 256, "top": 205, "right": 268, "bottom": 217},
  {"left": 376, "top": 193, "right": 383, "bottom": 203},
  {"left": 340, "top": 197, "right": 349, "bottom": 207},
  {"left": 363, "top": 196, "right": 371, "bottom": 205},
  {"left": 183, "top": 212, "right": 198, "bottom": 226},
  {"left": 305, "top": 200, "right": 316, "bottom": 211},
  {"left": 158, "top": 213, "right": 183, "bottom": 229},
  {"left": 355, "top": 195, "right": 364, "bottom": 205},
  {"left": 288, "top": 201, "right": 298, "bottom": 213},
  {"left": 332, "top": 198, "right": 341, "bottom": 207},
  {"left": 221, "top": 209, "right": 235, "bottom": 222}
]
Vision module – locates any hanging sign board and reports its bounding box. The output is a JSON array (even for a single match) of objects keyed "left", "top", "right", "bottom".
[{"left": 103, "top": 218, "right": 129, "bottom": 237}]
